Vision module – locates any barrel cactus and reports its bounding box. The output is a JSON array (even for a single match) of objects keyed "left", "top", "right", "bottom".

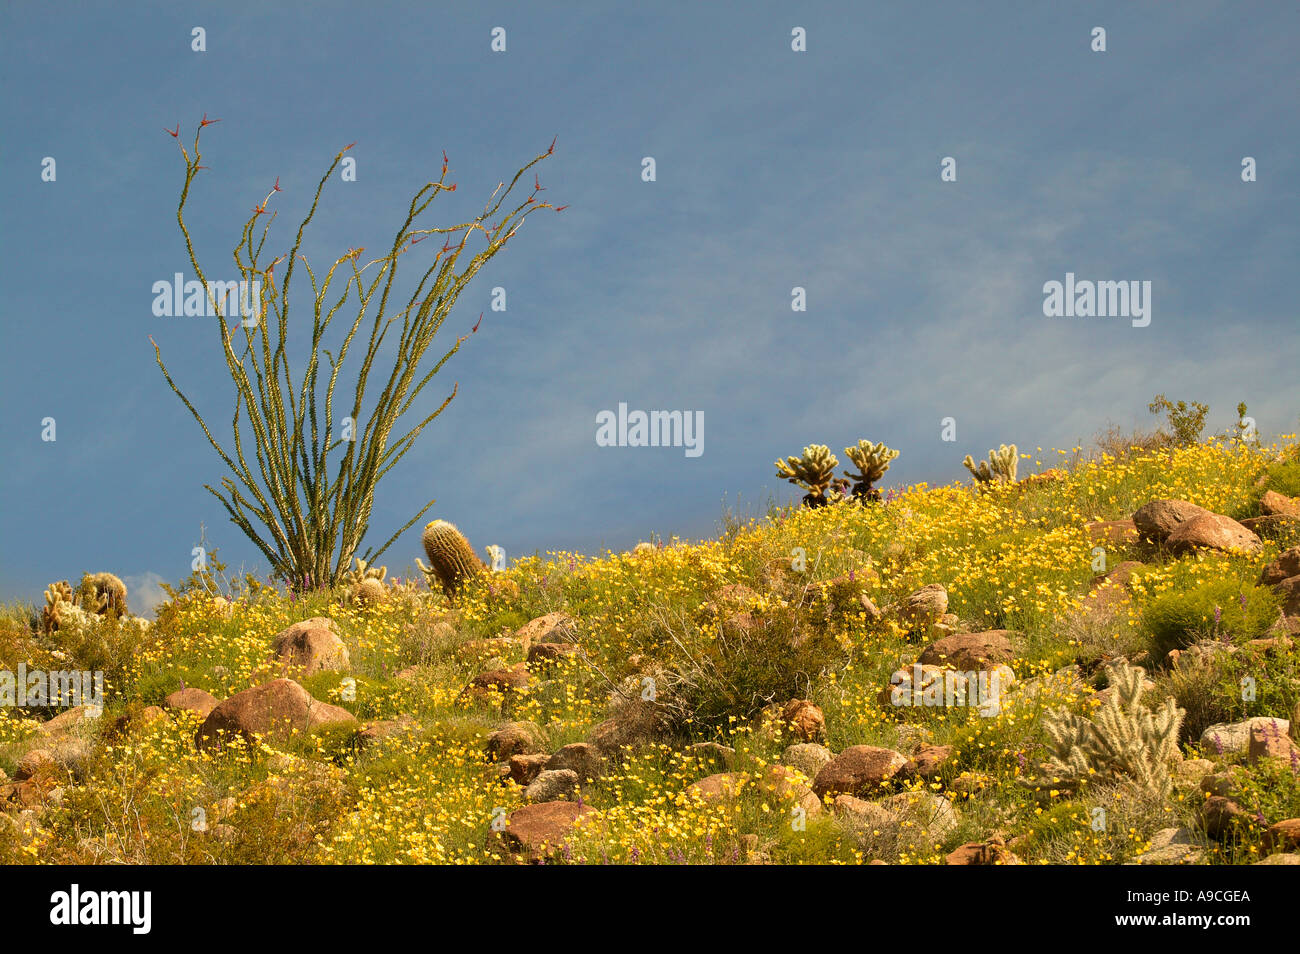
[
  {"left": 775, "top": 444, "right": 839, "bottom": 508},
  {"left": 341, "top": 557, "right": 388, "bottom": 605},
  {"left": 416, "top": 520, "right": 486, "bottom": 599},
  {"left": 843, "top": 440, "right": 900, "bottom": 502}
]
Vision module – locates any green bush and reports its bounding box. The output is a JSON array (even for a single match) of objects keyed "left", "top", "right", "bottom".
[
  {"left": 1262, "top": 460, "right": 1300, "bottom": 499},
  {"left": 1142, "top": 579, "right": 1280, "bottom": 660}
]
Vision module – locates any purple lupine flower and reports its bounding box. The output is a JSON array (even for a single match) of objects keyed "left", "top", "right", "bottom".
[
  {"left": 1212, "top": 733, "right": 1224, "bottom": 756},
  {"left": 1214, "top": 605, "right": 1222, "bottom": 626},
  {"left": 1239, "top": 594, "right": 1248, "bottom": 611},
  {"left": 630, "top": 846, "right": 640, "bottom": 863}
]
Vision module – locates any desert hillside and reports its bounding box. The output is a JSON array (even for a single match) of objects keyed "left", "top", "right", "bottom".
[{"left": 3, "top": 437, "right": 1300, "bottom": 865}]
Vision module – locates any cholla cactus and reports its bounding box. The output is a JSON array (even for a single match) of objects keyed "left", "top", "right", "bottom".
[
  {"left": 775, "top": 444, "right": 839, "bottom": 508},
  {"left": 484, "top": 544, "right": 505, "bottom": 572},
  {"left": 963, "top": 444, "right": 1019, "bottom": 486},
  {"left": 40, "top": 580, "right": 75, "bottom": 635},
  {"left": 1025, "top": 659, "right": 1184, "bottom": 799},
  {"left": 76, "top": 572, "right": 128, "bottom": 619},
  {"left": 843, "top": 440, "right": 900, "bottom": 502},
  {"left": 416, "top": 520, "right": 486, "bottom": 599}
]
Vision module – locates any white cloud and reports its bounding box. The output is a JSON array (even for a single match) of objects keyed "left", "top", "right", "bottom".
[{"left": 121, "top": 572, "right": 169, "bottom": 618}]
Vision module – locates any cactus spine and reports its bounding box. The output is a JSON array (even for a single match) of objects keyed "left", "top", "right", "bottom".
[
  {"left": 416, "top": 520, "right": 486, "bottom": 599},
  {"left": 963, "top": 444, "right": 1019, "bottom": 486},
  {"left": 843, "top": 440, "right": 900, "bottom": 502},
  {"left": 775, "top": 444, "right": 839, "bottom": 508}
]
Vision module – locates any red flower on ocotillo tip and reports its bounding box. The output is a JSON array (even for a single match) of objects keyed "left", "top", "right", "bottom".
[
  {"left": 272, "top": 177, "right": 282, "bottom": 192},
  {"left": 547, "top": 135, "right": 557, "bottom": 155},
  {"left": 442, "top": 149, "right": 449, "bottom": 173},
  {"left": 199, "top": 112, "right": 221, "bottom": 127},
  {"left": 534, "top": 173, "right": 545, "bottom": 192},
  {"left": 164, "top": 124, "right": 179, "bottom": 138},
  {"left": 252, "top": 201, "right": 268, "bottom": 216},
  {"left": 472, "top": 312, "right": 483, "bottom": 333},
  {"left": 342, "top": 141, "right": 357, "bottom": 152},
  {"left": 555, "top": 205, "right": 569, "bottom": 212}
]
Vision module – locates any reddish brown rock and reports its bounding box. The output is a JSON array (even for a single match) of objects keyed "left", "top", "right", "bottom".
[
  {"left": 812, "top": 745, "right": 907, "bottom": 798},
  {"left": 1260, "top": 490, "right": 1300, "bottom": 518},
  {"left": 687, "top": 772, "right": 747, "bottom": 802},
  {"left": 527, "top": 642, "right": 578, "bottom": 665},
  {"left": 271, "top": 617, "right": 350, "bottom": 676},
  {"left": 507, "top": 753, "right": 551, "bottom": 785},
  {"left": 485, "top": 722, "right": 545, "bottom": 761},
  {"left": 917, "top": 630, "right": 1016, "bottom": 672},
  {"left": 466, "top": 663, "right": 531, "bottom": 702},
  {"left": 781, "top": 699, "right": 826, "bottom": 742},
  {"left": 1263, "top": 818, "right": 1300, "bottom": 852},
  {"left": 899, "top": 744, "right": 953, "bottom": 781},
  {"left": 1086, "top": 519, "right": 1140, "bottom": 546},
  {"left": 1132, "top": 499, "right": 1210, "bottom": 542},
  {"left": 1248, "top": 721, "right": 1300, "bottom": 764},
  {"left": 545, "top": 742, "right": 602, "bottom": 781},
  {"left": 1260, "top": 548, "right": 1300, "bottom": 587},
  {"left": 945, "top": 838, "right": 1024, "bottom": 865},
  {"left": 195, "top": 679, "right": 355, "bottom": 751},
  {"left": 165, "top": 687, "right": 220, "bottom": 719},
  {"left": 514, "top": 612, "right": 578, "bottom": 650},
  {"left": 1275, "top": 576, "right": 1300, "bottom": 617},
  {"left": 1165, "top": 513, "right": 1262, "bottom": 555},
  {"left": 503, "top": 800, "right": 595, "bottom": 859}
]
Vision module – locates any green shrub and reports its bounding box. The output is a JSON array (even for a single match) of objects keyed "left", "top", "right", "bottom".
[
  {"left": 1141, "top": 579, "right": 1280, "bottom": 660},
  {"left": 1262, "top": 460, "right": 1300, "bottom": 499}
]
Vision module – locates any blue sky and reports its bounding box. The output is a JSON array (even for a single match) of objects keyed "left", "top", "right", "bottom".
[{"left": 2, "top": 1, "right": 1297, "bottom": 614}]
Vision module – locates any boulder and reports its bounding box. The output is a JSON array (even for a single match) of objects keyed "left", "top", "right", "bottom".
[
  {"left": 164, "top": 687, "right": 220, "bottom": 719},
  {"left": 545, "top": 742, "right": 602, "bottom": 781},
  {"left": 1263, "top": 818, "right": 1300, "bottom": 852},
  {"left": 1086, "top": 519, "right": 1140, "bottom": 546},
  {"left": 507, "top": 753, "right": 551, "bottom": 786},
  {"left": 899, "top": 744, "right": 953, "bottom": 781},
  {"left": 890, "top": 584, "right": 948, "bottom": 630},
  {"left": 1132, "top": 499, "right": 1210, "bottom": 542},
  {"left": 1138, "top": 827, "right": 1206, "bottom": 865},
  {"left": 1260, "top": 548, "right": 1300, "bottom": 586},
  {"left": 812, "top": 745, "right": 907, "bottom": 798},
  {"left": 946, "top": 837, "right": 1023, "bottom": 865},
  {"left": 1201, "top": 716, "right": 1291, "bottom": 755},
  {"left": 195, "top": 678, "right": 355, "bottom": 751},
  {"left": 1165, "top": 513, "right": 1262, "bottom": 555},
  {"left": 271, "top": 617, "right": 350, "bottom": 676},
  {"left": 1260, "top": 490, "right": 1300, "bottom": 517},
  {"left": 514, "top": 612, "right": 578, "bottom": 650},
  {"left": 485, "top": 721, "right": 546, "bottom": 761},
  {"left": 1248, "top": 720, "right": 1300, "bottom": 764},
  {"left": 687, "top": 772, "right": 747, "bottom": 803},
  {"left": 525, "top": 769, "right": 579, "bottom": 803},
  {"left": 780, "top": 699, "right": 825, "bottom": 742},
  {"left": 1275, "top": 576, "right": 1300, "bottom": 617},
  {"left": 502, "top": 800, "right": 595, "bottom": 859},
  {"left": 917, "top": 630, "right": 1015, "bottom": 672},
  {"left": 781, "top": 743, "right": 833, "bottom": 780}
]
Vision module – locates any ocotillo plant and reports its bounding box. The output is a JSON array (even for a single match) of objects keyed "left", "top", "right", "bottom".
[
  {"left": 842, "top": 439, "right": 900, "bottom": 502},
  {"left": 775, "top": 444, "right": 838, "bottom": 508},
  {"left": 151, "top": 119, "right": 563, "bottom": 590}
]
